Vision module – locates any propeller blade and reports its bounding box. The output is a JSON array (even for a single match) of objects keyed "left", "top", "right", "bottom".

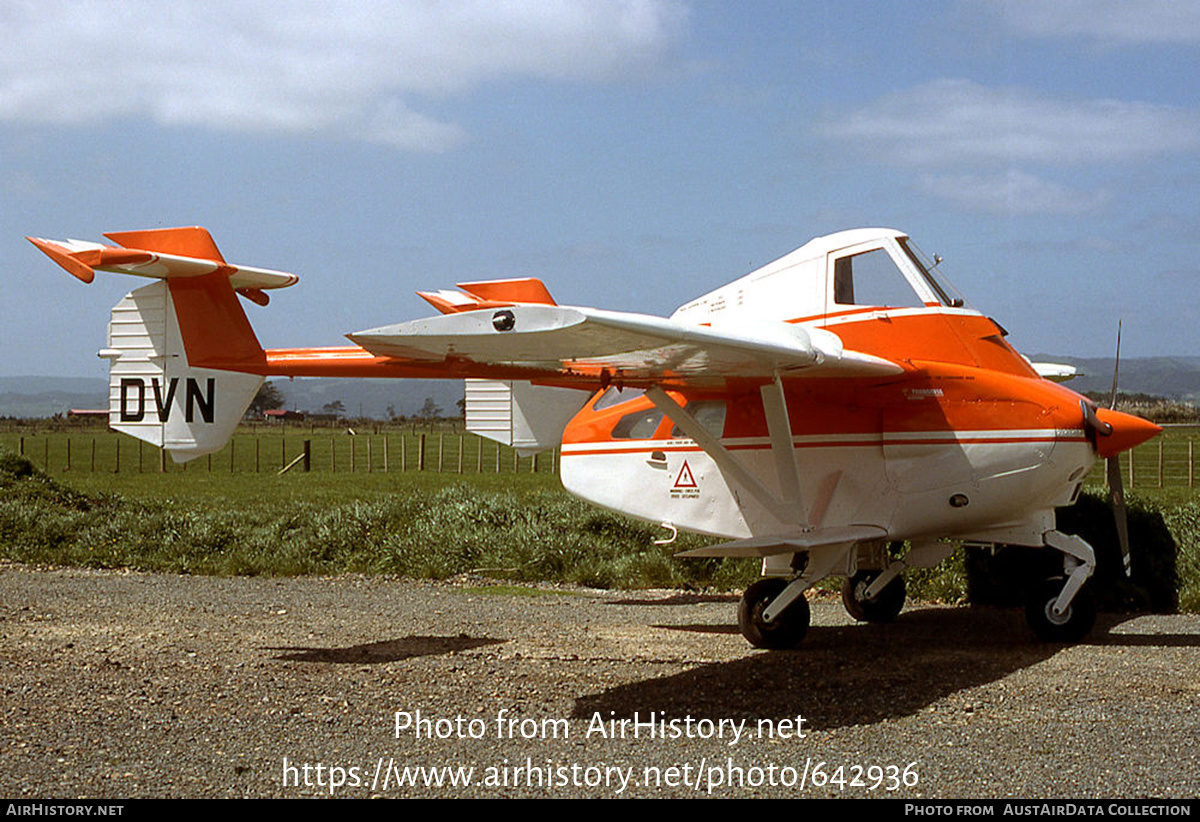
[
  {"left": 1106, "top": 455, "right": 1132, "bottom": 578},
  {"left": 1109, "top": 320, "right": 1122, "bottom": 410}
]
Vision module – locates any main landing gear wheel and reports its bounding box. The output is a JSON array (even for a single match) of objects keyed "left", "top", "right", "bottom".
[
  {"left": 842, "top": 570, "right": 906, "bottom": 623},
  {"left": 1025, "top": 576, "right": 1096, "bottom": 642},
  {"left": 738, "top": 578, "right": 810, "bottom": 649}
]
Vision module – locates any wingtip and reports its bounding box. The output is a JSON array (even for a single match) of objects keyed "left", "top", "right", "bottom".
[{"left": 28, "top": 236, "right": 95, "bottom": 283}]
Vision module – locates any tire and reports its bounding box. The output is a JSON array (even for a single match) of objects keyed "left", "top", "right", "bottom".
[
  {"left": 1025, "top": 576, "right": 1096, "bottom": 642},
  {"left": 842, "top": 570, "right": 906, "bottom": 623},
  {"left": 738, "top": 578, "right": 810, "bottom": 649}
]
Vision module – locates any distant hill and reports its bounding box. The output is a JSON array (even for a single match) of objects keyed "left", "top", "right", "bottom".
[
  {"left": 0, "top": 377, "right": 108, "bottom": 418},
  {"left": 0, "top": 376, "right": 465, "bottom": 420},
  {"left": 271, "top": 378, "right": 464, "bottom": 419},
  {"left": 1027, "top": 355, "right": 1200, "bottom": 404}
]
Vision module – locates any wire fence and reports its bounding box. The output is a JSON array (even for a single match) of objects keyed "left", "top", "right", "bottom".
[
  {"left": 0, "top": 430, "right": 558, "bottom": 476},
  {"left": 5, "top": 424, "right": 1200, "bottom": 489}
]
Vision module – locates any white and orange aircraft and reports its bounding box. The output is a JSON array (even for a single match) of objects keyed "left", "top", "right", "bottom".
[{"left": 28, "top": 226, "right": 1161, "bottom": 648}]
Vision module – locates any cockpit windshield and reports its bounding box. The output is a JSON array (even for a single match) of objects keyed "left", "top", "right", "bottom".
[{"left": 898, "top": 238, "right": 969, "bottom": 309}]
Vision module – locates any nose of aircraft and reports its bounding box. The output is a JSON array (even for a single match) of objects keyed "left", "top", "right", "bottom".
[{"left": 1091, "top": 407, "right": 1163, "bottom": 458}]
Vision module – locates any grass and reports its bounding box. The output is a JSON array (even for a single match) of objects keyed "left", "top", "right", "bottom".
[{"left": 0, "top": 447, "right": 757, "bottom": 591}]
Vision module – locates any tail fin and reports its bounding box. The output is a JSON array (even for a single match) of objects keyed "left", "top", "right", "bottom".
[{"left": 30, "top": 228, "right": 297, "bottom": 462}]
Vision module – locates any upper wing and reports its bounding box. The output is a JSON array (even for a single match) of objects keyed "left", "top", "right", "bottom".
[
  {"left": 1029, "top": 361, "right": 1078, "bottom": 382},
  {"left": 347, "top": 304, "right": 903, "bottom": 386}
]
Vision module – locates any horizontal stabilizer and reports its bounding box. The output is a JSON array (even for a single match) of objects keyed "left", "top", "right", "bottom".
[
  {"left": 675, "top": 525, "right": 888, "bottom": 558},
  {"left": 27, "top": 230, "right": 299, "bottom": 292}
]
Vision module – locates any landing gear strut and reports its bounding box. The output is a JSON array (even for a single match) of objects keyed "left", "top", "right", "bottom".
[
  {"left": 1024, "top": 530, "right": 1098, "bottom": 642},
  {"left": 738, "top": 578, "right": 811, "bottom": 649}
]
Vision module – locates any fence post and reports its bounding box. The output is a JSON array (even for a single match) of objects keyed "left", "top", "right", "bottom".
[
  {"left": 458, "top": 435, "right": 463, "bottom": 474},
  {"left": 1158, "top": 440, "right": 1164, "bottom": 488},
  {"left": 1190, "top": 440, "right": 1194, "bottom": 488},
  {"left": 419, "top": 434, "right": 426, "bottom": 471},
  {"left": 303, "top": 439, "right": 311, "bottom": 472},
  {"left": 384, "top": 436, "right": 389, "bottom": 473},
  {"left": 367, "top": 437, "right": 373, "bottom": 473},
  {"left": 18, "top": 436, "right": 23, "bottom": 456},
  {"left": 90, "top": 438, "right": 96, "bottom": 472},
  {"left": 330, "top": 438, "right": 335, "bottom": 472},
  {"left": 438, "top": 434, "right": 444, "bottom": 472},
  {"left": 401, "top": 435, "right": 407, "bottom": 471},
  {"left": 65, "top": 437, "right": 71, "bottom": 471},
  {"left": 115, "top": 438, "right": 120, "bottom": 473},
  {"left": 44, "top": 437, "right": 49, "bottom": 471}
]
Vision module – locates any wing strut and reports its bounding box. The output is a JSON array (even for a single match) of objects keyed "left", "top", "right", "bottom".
[
  {"left": 761, "top": 373, "right": 806, "bottom": 522},
  {"left": 646, "top": 383, "right": 808, "bottom": 529}
]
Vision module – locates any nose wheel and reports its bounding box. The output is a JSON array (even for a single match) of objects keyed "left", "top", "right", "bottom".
[
  {"left": 1025, "top": 576, "right": 1095, "bottom": 642},
  {"left": 738, "top": 578, "right": 811, "bottom": 649}
]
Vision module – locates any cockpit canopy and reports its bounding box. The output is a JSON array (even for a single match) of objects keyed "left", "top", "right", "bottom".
[{"left": 671, "top": 228, "right": 968, "bottom": 326}]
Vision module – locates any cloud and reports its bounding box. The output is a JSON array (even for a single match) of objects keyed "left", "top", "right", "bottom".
[
  {"left": 820, "top": 79, "right": 1200, "bottom": 167},
  {"left": 0, "top": 0, "right": 688, "bottom": 151},
  {"left": 970, "top": 0, "right": 1200, "bottom": 45},
  {"left": 918, "top": 171, "right": 1111, "bottom": 215}
]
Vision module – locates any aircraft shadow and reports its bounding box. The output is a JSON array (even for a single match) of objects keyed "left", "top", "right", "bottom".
[
  {"left": 573, "top": 607, "right": 1161, "bottom": 730},
  {"left": 268, "top": 635, "right": 506, "bottom": 664}
]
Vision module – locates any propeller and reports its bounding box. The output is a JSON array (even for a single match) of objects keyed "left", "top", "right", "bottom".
[
  {"left": 1107, "top": 322, "right": 1132, "bottom": 577},
  {"left": 1082, "top": 321, "right": 1132, "bottom": 578}
]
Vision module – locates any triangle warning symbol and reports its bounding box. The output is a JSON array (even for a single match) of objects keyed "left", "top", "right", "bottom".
[{"left": 674, "top": 461, "right": 697, "bottom": 488}]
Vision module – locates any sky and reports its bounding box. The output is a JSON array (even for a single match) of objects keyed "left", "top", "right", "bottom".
[{"left": 3, "top": 0, "right": 1199, "bottom": 378}]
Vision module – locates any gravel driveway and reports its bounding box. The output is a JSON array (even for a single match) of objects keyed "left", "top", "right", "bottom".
[{"left": 2, "top": 562, "right": 1197, "bottom": 798}]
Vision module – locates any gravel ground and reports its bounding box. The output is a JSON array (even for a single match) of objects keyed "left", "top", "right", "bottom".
[{"left": 2, "top": 561, "right": 1197, "bottom": 799}]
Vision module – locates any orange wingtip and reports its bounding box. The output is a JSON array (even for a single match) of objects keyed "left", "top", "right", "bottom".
[
  {"left": 103, "top": 226, "right": 226, "bottom": 262},
  {"left": 27, "top": 236, "right": 95, "bottom": 283},
  {"left": 457, "top": 278, "right": 556, "bottom": 305},
  {"left": 417, "top": 290, "right": 515, "bottom": 315}
]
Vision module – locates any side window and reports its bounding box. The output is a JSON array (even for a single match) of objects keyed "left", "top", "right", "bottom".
[
  {"left": 612, "top": 407, "right": 665, "bottom": 439},
  {"left": 833, "top": 248, "right": 924, "bottom": 308},
  {"left": 670, "top": 401, "right": 726, "bottom": 439}
]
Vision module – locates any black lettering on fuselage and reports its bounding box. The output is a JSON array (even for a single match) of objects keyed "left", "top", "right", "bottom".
[
  {"left": 185, "top": 377, "right": 215, "bottom": 423},
  {"left": 117, "top": 377, "right": 215, "bottom": 424},
  {"left": 119, "top": 378, "right": 145, "bottom": 422}
]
